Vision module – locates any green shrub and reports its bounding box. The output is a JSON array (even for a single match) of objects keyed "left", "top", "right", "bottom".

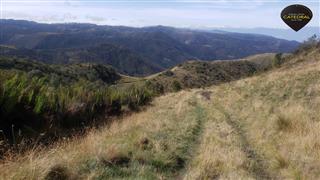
[
  {"left": 295, "top": 34, "right": 320, "bottom": 54},
  {"left": 272, "top": 53, "right": 283, "bottom": 68},
  {"left": 172, "top": 80, "right": 182, "bottom": 92},
  {"left": 145, "top": 80, "right": 164, "bottom": 95},
  {"left": 120, "top": 84, "right": 153, "bottom": 110}
]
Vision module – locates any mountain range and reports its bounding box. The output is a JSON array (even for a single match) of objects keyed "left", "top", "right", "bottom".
[{"left": 0, "top": 19, "right": 300, "bottom": 76}]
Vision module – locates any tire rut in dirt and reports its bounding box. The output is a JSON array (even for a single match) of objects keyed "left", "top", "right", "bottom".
[
  {"left": 215, "top": 104, "right": 272, "bottom": 180},
  {"left": 176, "top": 97, "right": 208, "bottom": 179}
]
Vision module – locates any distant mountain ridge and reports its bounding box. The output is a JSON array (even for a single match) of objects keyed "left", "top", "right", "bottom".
[
  {"left": 204, "top": 27, "right": 319, "bottom": 42},
  {"left": 0, "top": 19, "right": 300, "bottom": 76}
]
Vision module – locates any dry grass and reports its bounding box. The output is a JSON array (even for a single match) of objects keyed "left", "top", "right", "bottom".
[
  {"left": 184, "top": 95, "right": 254, "bottom": 179},
  {"left": 184, "top": 48, "right": 320, "bottom": 179},
  {"left": 0, "top": 90, "right": 208, "bottom": 179},
  {"left": 1, "top": 48, "right": 320, "bottom": 179}
]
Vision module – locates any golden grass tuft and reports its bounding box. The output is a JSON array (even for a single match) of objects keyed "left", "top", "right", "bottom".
[{"left": 275, "top": 115, "right": 292, "bottom": 132}]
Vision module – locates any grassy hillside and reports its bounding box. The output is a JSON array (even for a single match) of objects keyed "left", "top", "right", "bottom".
[
  {"left": 0, "top": 52, "right": 279, "bottom": 147},
  {"left": 184, "top": 47, "right": 320, "bottom": 179},
  {"left": 1, "top": 40, "right": 319, "bottom": 179},
  {"left": 147, "top": 53, "right": 276, "bottom": 92}
]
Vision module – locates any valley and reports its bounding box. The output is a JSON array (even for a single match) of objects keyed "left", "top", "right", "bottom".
[{"left": 0, "top": 20, "right": 299, "bottom": 76}]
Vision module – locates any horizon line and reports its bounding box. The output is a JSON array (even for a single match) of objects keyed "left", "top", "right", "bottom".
[{"left": 2, "top": 18, "right": 319, "bottom": 30}]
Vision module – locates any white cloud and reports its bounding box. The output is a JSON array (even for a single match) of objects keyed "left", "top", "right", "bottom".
[{"left": 1, "top": 0, "right": 319, "bottom": 28}]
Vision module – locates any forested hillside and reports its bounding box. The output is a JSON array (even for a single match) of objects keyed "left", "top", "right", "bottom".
[{"left": 0, "top": 20, "right": 299, "bottom": 75}]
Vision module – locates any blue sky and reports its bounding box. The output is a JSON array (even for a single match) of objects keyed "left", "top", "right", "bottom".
[{"left": 1, "top": 0, "right": 319, "bottom": 29}]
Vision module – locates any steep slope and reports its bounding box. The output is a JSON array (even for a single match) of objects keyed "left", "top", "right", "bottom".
[
  {"left": 185, "top": 46, "right": 320, "bottom": 179},
  {"left": 1, "top": 44, "right": 319, "bottom": 179},
  {"left": 0, "top": 56, "right": 154, "bottom": 145},
  {"left": 0, "top": 20, "right": 299, "bottom": 75}
]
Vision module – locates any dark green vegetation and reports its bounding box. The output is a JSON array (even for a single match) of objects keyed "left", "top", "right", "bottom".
[
  {"left": 0, "top": 44, "right": 160, "bottom": 76},
  {"left": 0, "top": 57, "right": 121, "bottom": 84},
  {"left": 0, "top": 19, "right": 299, "bottom": 76},
  {"left": 0, "top": 57, "right": 154, "bottom": 148}
]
